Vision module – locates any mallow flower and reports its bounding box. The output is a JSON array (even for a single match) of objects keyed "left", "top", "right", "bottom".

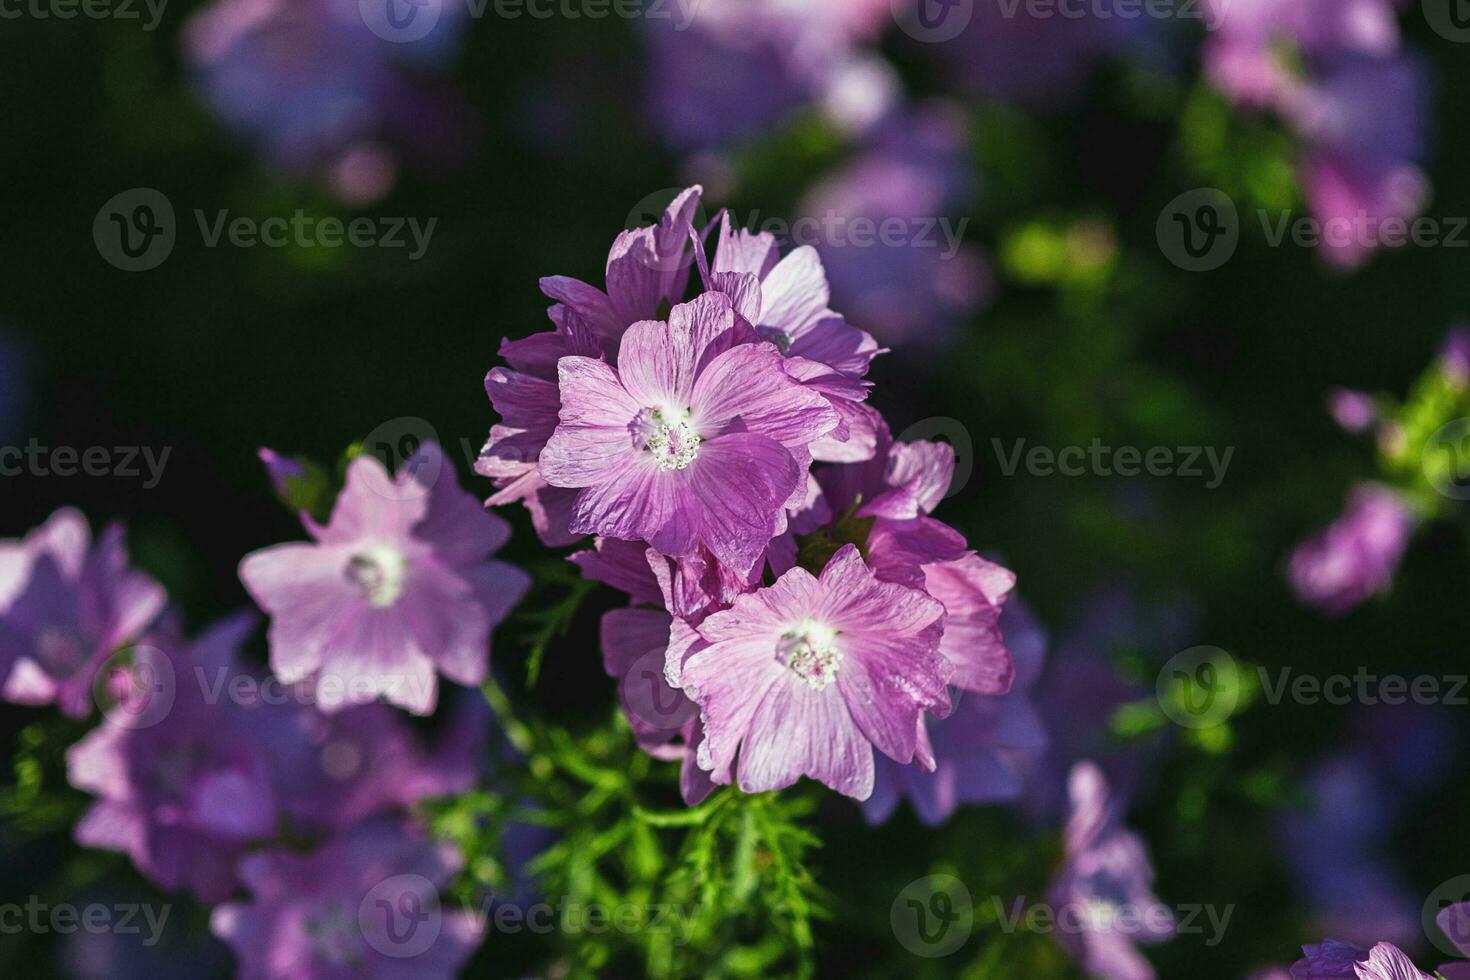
[
  {"left": 240, "top": 442, "right": 529, "bottom": 715},
  {"left": 67, "top": 613, "right": 277, "bottom": 904},
  {"left": 1048, "top": 761, "right": 1175, "bottom": 980},
  {"left": 0, "top": 508, "right": 166, "bottom": 717},
  {"left": 478, "top": 187, "right": 704, "bottom": 544},
  {"left": 210, "top": 817, "right": 484, "bottom": 980},
  {"left": 539, "top": 292, "right": 839, "bottom": 575},
  {"left": 667, "top": 544, "right": 949, "bottom": 799},
  {"left": 699, "top": 212, "right": 883, "bottom": 463},
  {"left": 1288, "top": 483, "right": 1416, "bottom": 616}
]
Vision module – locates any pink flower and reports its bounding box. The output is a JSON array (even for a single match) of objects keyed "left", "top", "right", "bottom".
[
  {"left": 668, "top": 544, "right": 949, "bottom": 799},
  {"left": 477, "top": 187, "right": 705, "bottom": 545},
  {"left": 1288, "top": 483, "right": 1416, "bottom": 616},
  {"left": 239, "top": 442, "right": 529, "bottom": 715},
  {"left": 0, "top": 508, "right": 166, "bottom": 717},
  {"left": 539, "top": 292, "right": 839, "bottom": 574},
  {"left": 1049, "top": 762, "right": 1175, "bottom": 980},
  {"left": 210, "top": 817, "right": 483, "bottom": 980}
]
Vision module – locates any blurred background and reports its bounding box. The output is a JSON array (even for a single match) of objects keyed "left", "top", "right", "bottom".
[{"left": 3, "top": 0, "right": 1470, "bottom": 976}]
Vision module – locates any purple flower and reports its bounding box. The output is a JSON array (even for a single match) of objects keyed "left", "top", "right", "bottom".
[
  {"left": 264, "top": 693, "right": 490, "bottom": 836},
  {"left": 1327, "top": 388, "right": 1377, "bottom": 434},
  {"left": 539, "top": 292, "right": 839, "bottom": 575},
  {"left": 478, "top": 187, "right": 704, "bottom": 545},
  {"left": 798, "top": 105, "right": 989, "bottom": 347},
  {"left": 1203, "top": 0, "right": 1427, "bottom": 269},
  {"left": 1015, "top": 585, "right": 1181, "bottom": 822},
  {"left": 701, "top": 212, "right": 884, "bottom": 462},
  {"left": 240, "top": 442, "right": 529, "bottom": 715},
  {"left": 182, "top": 0, "right": 469, "bottom": 202},
  {"left": 668, "top": 544, "right": 949, "bottom": 799},
  {"left": 865, "top": 597, "right": 1048, "bottom": 825},
  {"left": 0, "top": 508, "right": 166, "bottom": 717},
  {"left": 67, "top": 614, "right": 277, "bottom": 903},
  {"left": 642, "top": 0, "right": 895, "bottom": 150},
  {"left": 1440, "top": 326, "right": 1470, "bottom": 388},
  {"left": 210, "top": 817, "right": 484, "bottom": 980},
  {"left": 1290, "top": 940, "right": 1432, "bottom": 979},
  {"left": 1048, "top": 762, "right": 1174, "bottom": 980},
  {"left": 1288, "top": 483, "right": 1416, "bottom": 615}
]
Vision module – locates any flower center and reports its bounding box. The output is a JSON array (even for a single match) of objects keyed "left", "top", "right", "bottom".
[
  {"left": 636, "top": 407, "right": 701, "bottom": 472},
  {"left": 776, "top": 619, "right": 841, "bottom": 690},
  {"left": 346, "top": 546, "right": 407, "bottom": 608}
]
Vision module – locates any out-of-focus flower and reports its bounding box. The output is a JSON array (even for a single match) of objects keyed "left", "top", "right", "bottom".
[
  {"left": 1439, "top": 326, "right": 1470, "bottom": 389},
  {"left": 182, "top": 0, "right": 470, "bottom": 203},
  {"left": 643, "top": 0, "right": 896, "bottom": 150},
  {"left": 1048, "top": 761, "right": 1174, "bottom": 980},
  {"left": 669, "top": 544, "right": 949, "bottom": 798},
  {"left": 240, "top": 442, "right": 529, "bottom": 715},
  {"left": 67, "top": 614, "right": 276, "bottom": 903},
  {"left": 1203, "top": 0, "right": 1427, "bottom": 269},
  {"left": 478, "top": 187, "right": 704, "bottom": 545},
  {"left": 1278, "top": 706, "right": 1451, "bottom": 950},
  {"left": 0, "top": 508, "right": 166, "bottom": 717},
  {"left": 799, "top": 104, "right": 989, "bottom": 347},
  {"left": 865, "top": 596, "right": 1047, "bottom": 825},
  {"left": 1014, "top": 586, "right": 1181, "bottom": 822},
  {"left": 539, "top": 293, "right": 839, "bottom": 575},
  {"left": 64, "top": 891, "right": 231, "bottom": 980},
  {"left": 265, "top": 691, "right": 490, "bottom": 835},
  {"left": 1288, "top": 483, "right": 1416, "bottom": 615},
  {"left": 210, "top": 817, "right": 484, "bottom": 979},
  {"left": 936, "top": 0, "right": 1144, "bottom": 106},
  {"left": 1327, "top": 388, "right": 1377, "bottom": 434}
]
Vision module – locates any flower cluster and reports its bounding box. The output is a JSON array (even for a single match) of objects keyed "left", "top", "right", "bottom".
[
  {"left": 1, "top": 438, "right": 530, "bottom": 977},
  {"left": 480, "top": 186, "right": 1019, "bottom": 803},
  {"left": 1203, "top": 0, "right": 1428, "bottom": 268}
]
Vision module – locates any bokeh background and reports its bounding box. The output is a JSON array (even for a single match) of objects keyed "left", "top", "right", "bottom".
[{"left": 3, "top": 0, "right": 1470, "bottom": 976}]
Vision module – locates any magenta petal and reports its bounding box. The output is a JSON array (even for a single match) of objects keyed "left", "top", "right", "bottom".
[
  {"left": 738, "top": 680, "right": 875, "bottom": 798},
  {"left": 684, "top": 433, "right": 800, "bottom": 573}
]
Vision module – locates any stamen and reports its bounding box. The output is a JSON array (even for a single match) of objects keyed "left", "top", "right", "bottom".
[
  {"left": 346, "top": 546, "right": 407, "bottom": 608},
  {"left": 777, "top": 619, "right": 841, "bottom": 690}
]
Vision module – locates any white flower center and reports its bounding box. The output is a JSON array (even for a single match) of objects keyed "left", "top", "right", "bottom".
[
  {"left": 777, "top": 619, "right": 842, "bottom": 690},
  {"left": 346, "top": 545, "right": 407, "bottom": 608},
  {"left": 637, "top": 407, "right": 701, "bottom": 471},
  {"left": 1082, "top": 898, "right": 1120, "bottom": 931}
]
